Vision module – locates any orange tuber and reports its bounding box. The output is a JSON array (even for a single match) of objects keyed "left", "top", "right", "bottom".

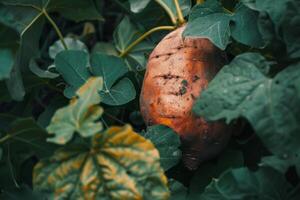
[{"left": 140, "top": 26, "right": 231, "bottom": 170}]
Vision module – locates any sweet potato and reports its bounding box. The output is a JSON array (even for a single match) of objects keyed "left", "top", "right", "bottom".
[{"left": 140, "top": 26, "right": 231, "bottom": 170}]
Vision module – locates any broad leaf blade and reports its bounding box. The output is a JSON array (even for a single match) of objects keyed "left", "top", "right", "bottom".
[
  {"left": 55, "top": 50, "right": 91, "bottom": 98},
  {"left": 200, "top": 167, "right": 293, "bottom": 199},
  {"left": 193, "top": 53, "right": 300, "bottom": 169},
  {"left": 47, "top": 77, "right": 103, "bottom": 144},
  {"left": 91, "top": 53, "right": 136, "bottom": 105},
  {"left": 141, "top": 125, "right": 181, "bottom": 171},
  {"left": 34, "top": 125, "right": 170, "bottom": 199}
]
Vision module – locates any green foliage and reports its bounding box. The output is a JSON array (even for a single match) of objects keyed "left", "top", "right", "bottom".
[
  {"left": 193, "top": 53, "right": 300, "bottom": 172},
  {"left": 113, "top": 16, "right": 154, "bottom": 71},
  {"left": 34, "top": 125, "right": 169, "bottom": 199},
  {"left": 0, "top": 0, "right": 299, "bottom": 199},
  {"left": 47, "top": 77, "right": 104, "bottom": 145},
  {"left": 141, "top": 125, "right": 182, "bottom": 171},
  {"left": 200, "top": 167, "right": 298, "bottom": 200},
  {"left": 184, "top": 0, "right": 264, "bottom": 49},
  {"left": 55, "top": 50, "right": 136, "bottom": 105}
]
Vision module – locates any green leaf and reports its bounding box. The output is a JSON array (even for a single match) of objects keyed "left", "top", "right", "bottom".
[
  {"left": 242, "top": 0, "right": 300, "bottom": 58},
  {"left": 0, "top": 0, "right": 103, "bottom": 33},
  {"left": 188, "top": 150, "right": 244, "bottom": 199},
  {"left": 193, "top": 53, "right": 300, "bottom": 168},
  {"left": 99, "top": 78, "right": 136, "bottom": 106},
  {"left": 47, "top": 0, "right": 104, "bottom": 22},
  {"left": 49, "top": 38, "right": 88, "bottom": 60},
  {"left": 113, "top": 16, "right": 154, "bottom": 71},
  {"left": 231, "top": 3, "right": 265, "bottom": 48},
  {"left": 91, "top": 53, "right": 136, "bottom": 106},
  {"left": 0, "top": 118, "right": 56, "bottom": 158},
  {"left": 129, "top": 0, "right": 151, "bottom": 13},
  {"left": 47, "top": 77, "right": 103, "bottom": 145},
  {"left": 55, "top": 50, "right": 91, "bottom": 98},
  {"left": 141, "top": 125, "right": 181, "bottom": 171},
  {"left": 200, "top": 167, "right": 293, "bottom": 199},
  {"left": 260, "top": 155, "right": 300, "bottom": 175},
  {"left": 184, "top": 0, "right": 264, "bottom": 49},
  {"left": 29, "top": 58, "right": 59, "bottom": 79},
  {"left": 169, "top": 179, "right": 188, "bottom": 200},
  {"left": 92, "top": 42, "right": 119, "bottom": 56},
  {"left": 184, "top": 13, "right": 231, "bottom": 50},
  {"left": 0, "top": 23, "right": 19, "bottom": 80},
  {"left": 33, "top": 125, "right": 170, "bottom": 199},
  {"left": 0, "top": 185, "right": 47, "bottom": 200}
]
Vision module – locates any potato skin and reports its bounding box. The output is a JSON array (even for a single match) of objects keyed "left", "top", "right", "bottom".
[{"left": 140, "top": 26, "right": 231, "bottom": 170}]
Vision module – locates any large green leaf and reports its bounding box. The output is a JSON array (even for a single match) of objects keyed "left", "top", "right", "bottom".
[
  {"left": 0, "top": 23, "right": 19, "bottom": 80},
  {"left": 141, "top": 125, "right": 181, "bottom": 171},
  {"left": 55, "top": 50, "right": 91, "bottom": 98},
  {"left": 188, "top": 150, "right": 244, "bottom": 200},
  {"left": 0, "top": 12, "right": 43, "bottom": 101},
  {"left": 0, "top": 0, "right": 103, "bottom": 34},
  {"left": 200, "top": 167, "right": 294, "bottom": 200},
  {"left": 193, "top": 53, "right": 300, "bottom": 169},
  {"left": 91, "top": 53, "right": 136, "bottom": 106},
  {"left": 0, "top": 118, "right": 57, "bottom": 189},
  {"left": 113, "top": 16, "right": 154, "bottom": 71},
  {"left": 33, "top": 125, "right": 169, "bottom": 199},
  {"left": 242, "top": 0, "right": 300, "bottom": 58},
  {"left": 47, "top": 77, "right": 103, "bottom": 145},
  {"left": 184, "top": 0, "right": 264, "bottom": 50}
]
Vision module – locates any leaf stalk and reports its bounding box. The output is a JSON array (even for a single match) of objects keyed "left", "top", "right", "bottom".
[
  {"left": 155, "top": 0, "right": 177, "bottom": 25},
  {"left": 42, "top": 9, "right": 68, "bottom": 50},
  {"left": 173, "top": 0, "right": 186, "bottom": 25},
  {"left": 119, "top": 26, "right": 176, "bottom": 57}
]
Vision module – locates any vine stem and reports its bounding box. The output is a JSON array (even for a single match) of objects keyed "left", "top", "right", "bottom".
[
  {"left": 42, "top": 9, "right": 68, "bottom": 50},
  {"left": 154, "top": 0, "right": 177, "bottom": 25},
  {"left": 173, "top": 0, "right": 185, "bottom": 25},
  {"left": 119, "top": 26, "right": 176, "bottom": 57}
]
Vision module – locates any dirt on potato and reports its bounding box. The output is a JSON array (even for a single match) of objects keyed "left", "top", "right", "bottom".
[{"left": 140, "top": 25, "right": 231, "bottom": 170}]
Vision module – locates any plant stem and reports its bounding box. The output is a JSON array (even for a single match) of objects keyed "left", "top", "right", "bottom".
[
  {"left": 196, "top": 0, "right": 205, "bottom": 4},
  {"left": 155, "top": 0, "right": 177, "bottom": 25},
  {"left": 119, "top": 26, "right": 176, "bottom": 57},
  {"left": 0, "top": 134, "right": 11, "bottom": 144},
  {"left": 223, "top": 7, "right": 234, "bottom": 15},
  {"left": 42, "top": 9, "right": 68, "bottom": 50},
  {"left": 173, "top": 0, "right": 185, "bottom": 25}
]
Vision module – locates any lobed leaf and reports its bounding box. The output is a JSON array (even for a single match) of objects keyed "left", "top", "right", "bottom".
[
  {"left": 200, "top": 167, "right": 294, "bottom": 199},
  {"left": 34, "top": 125, "right": 170, "bottom": 200},
  {"left": 184, "top": 0, "right": 264, "bottom": 50},
  {"left": 47, "top": 77, "right": 103, "bottom": 145},
  {"left": 193, "top": 53, "right": 300, "bottom": 170},
  {"left": 91, "top": 53, "right": 136, "bottom": 106}
]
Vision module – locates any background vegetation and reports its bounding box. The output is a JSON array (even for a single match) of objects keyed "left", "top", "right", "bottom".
[{"left": 0, "top": 0, "right": 299, "bottom": 199}]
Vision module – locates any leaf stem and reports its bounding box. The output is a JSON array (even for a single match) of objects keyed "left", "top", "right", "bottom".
[
  {"left": 173, "top": 0, "right": 185, "bottom": 25},
  {"left": 0, "top": 134, "right": 11, "bottom": 144},
  {"left": 119, "top": 26, "right": 176, "bottom": 57},
  {"left": 154, "top": 0, "right": 177, "bottom": 25},
  {"left": 42, "top": 9, "right": 68, "bottom": 50}
]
